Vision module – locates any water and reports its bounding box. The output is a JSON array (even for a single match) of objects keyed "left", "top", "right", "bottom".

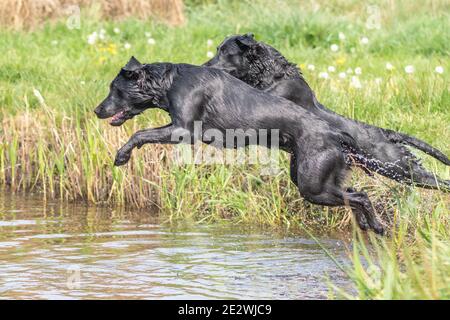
[{"left": 0, "top": 192, "right": 352, "bottom": 299}]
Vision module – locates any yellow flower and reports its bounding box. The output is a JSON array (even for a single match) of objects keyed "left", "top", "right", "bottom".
[
  {"left": 335, "top": 56, "right": 346, "bottom": 66},
  {"left": 300, "top": 63, "right": 306, "bottom": 69},
  {"left": 98, "top": 56, "right": 107, "bottom": 64},
  {"left": 107, "top": 44, "right": 117, "bottom": 55},
  {"left": 98, "top": 43, "right": 117, "bottom": 55}
]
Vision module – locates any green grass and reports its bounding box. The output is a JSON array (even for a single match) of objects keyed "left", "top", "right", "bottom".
[{"left": 0, "top": 0, "right": 449, "bottom": 299}]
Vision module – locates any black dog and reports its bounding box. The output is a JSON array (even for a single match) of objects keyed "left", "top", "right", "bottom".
[
  {"left": 204, "top": 33, "right": 450, "bottom": 192},
  {"left": 94, "top": 57, "right": 400, "bottom": 234}
]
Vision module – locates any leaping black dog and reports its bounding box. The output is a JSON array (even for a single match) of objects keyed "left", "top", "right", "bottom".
[
  {"left": 204, "top": 33, "right": 450, "bottom": 192},
  {"left": 94, "top": 57, "right": 393, "bottom": 234}
]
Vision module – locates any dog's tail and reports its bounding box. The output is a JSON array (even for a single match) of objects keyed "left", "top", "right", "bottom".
[
  {"left": 338, "top": 131, "right": 450, "bottom": 192},
  {"left": 383, "top": 129, "right": 450, "bottom": 166}
]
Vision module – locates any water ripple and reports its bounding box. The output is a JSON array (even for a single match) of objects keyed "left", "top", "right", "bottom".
[{"left": 0, "top": 192, "right": 352, "bottom": 299}]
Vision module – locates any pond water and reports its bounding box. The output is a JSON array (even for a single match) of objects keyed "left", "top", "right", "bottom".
[{"left": 0, "top": 192, "right": 352, "bottom": 299}]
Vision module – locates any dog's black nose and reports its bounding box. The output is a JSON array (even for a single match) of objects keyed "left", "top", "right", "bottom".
[{"left": 94, "top": 106, "right": 102, "bottom": 117}]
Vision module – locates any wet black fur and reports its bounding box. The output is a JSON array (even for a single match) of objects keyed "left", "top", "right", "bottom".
[
  {"left": 203, "top": 33, "right": 450, "bottom": 192},
  {"left": 95, "top": 57, "right": 389, "bottom": 234}
]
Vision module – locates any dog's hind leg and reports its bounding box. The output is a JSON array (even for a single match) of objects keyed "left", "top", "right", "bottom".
[
  {"left": 374, "top": 153, "right": 450, "bottom": 192},
  {"left": 402, "top": 161, "right": 450, "bottom": 191},
  {"left": 291, "top": 147, "right": 384, "bottom": 234}
]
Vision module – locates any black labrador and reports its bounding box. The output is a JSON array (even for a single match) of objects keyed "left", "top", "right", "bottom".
[
  {"left": 204, "top": 33, "right": 450, "bottom": 192},
  {"left": 94, "top": 57, "right": 396, "bottom": 234}
]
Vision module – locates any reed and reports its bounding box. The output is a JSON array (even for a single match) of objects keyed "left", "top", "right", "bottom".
[
  {"left": 334, "top": 202, "right": 450, "bottom": 299},
  {"left": 0, "top": 0, "right": 184, "bottom": 29}
]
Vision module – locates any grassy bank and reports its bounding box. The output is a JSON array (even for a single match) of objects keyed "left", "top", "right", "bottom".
[{"left": 0, "top": 0, "right": 449, "bottom": 298}]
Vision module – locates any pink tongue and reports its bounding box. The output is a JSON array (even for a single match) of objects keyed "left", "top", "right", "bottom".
[{"left": 111, "top": 111, "right": 124, "bottom": 122}]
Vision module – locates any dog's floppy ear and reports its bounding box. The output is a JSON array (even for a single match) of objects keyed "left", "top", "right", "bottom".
[
  {"left": 252, "top": 42, "right": 267, "bottom": 55},
  {"left": 236, "top": 34, "right": 256, "bottom": 50},
  {"left": 121, "top": 56, "right": 143, "bottom": 78}
]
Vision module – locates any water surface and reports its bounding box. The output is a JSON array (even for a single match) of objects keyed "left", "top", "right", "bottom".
[{"left": 0, "top": 192, "right": 352, "bottom": 299}]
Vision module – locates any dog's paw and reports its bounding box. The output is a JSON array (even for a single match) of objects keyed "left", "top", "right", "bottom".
[
  {"left": 370, "top": 220, "right": 385, "bottom": 236},
  {"left": 114, "top": 150, "right": 132, "bottom": 166},
  {"left": 355, "top": 214, "right": 369, "bottom": 231}
]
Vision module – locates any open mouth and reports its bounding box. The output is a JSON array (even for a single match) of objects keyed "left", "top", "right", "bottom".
[{"left": 109, "top": 110, "right": 129, "bottom": 126}]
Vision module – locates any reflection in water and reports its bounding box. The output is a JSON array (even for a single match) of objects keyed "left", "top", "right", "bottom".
[{"left": 0, "top": 192, "right": 352, "bottom": 299}]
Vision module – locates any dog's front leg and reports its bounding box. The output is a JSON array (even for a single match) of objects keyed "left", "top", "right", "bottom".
[{"left": 114, "top": 124, "right": 189, "bottom": 166}]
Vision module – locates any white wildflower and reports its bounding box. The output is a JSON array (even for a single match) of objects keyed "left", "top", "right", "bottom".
[
  {"left": 207, "top": 39, "right": 214, "bottom": 47},
  {"left": 386, "top": 62, "right": 394, "bottom": 70},
  {"left": 124, "top": 42, "right": 131, "bottom": 50},
  {"left": 319, "top": 72, "right": 329, "bottom": 79},
  {"left": 355, "top": 67, "right": 362, "bottom": 75},
  {"left": 98, "top": 29, "right": 106, "bottom": 40},
  {"left": 330, "top": 44, "right": 339, "bottom": 52},
  {"left": 145, "top": 32, "right": 151, "bottom": 38},
  {"left": 206, "top": 51, "right": 214, "bottom": 58},
  {"left": 307, "top": 64, "right": 315, "bottom": 71},
  {"left": 87, "top": 32, "right": 97, "bottom": 45},
  {"left": 328, "top": 66, "right": 336, "bottom": 73},
  {"left": 80, "top": 81, "right": 86, "bottom": 85},
  {"left": 375, "top": 77, "right": 382, "bottom": 85},
  {"left": 338, "top": 72, "right": 346, "bottom": 79},
  {"left": 346, "top": 68, "right": 353, "bottom": 74},
  {"left": 404, "top": 65, "right": 414, "bottom": 74},
  {"left": 360, "top": 36, "right": 369, "bottom": 45},
  {"left": 435, "top": 66, "right": 444, "bottom": 74},
  {"left": 338, "top": 32, "right": 346, "bottom": 40},
  {"left": 147, "top": 38, "right": 156, "bottom": 45},
  {"left": 350, "top": 76, "right": 362, "bottom": 88},
  {"left": 113, "top": 27, "right": 120, "bottom": 34}
]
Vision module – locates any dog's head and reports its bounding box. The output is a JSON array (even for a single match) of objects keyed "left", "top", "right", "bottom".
[
  {"left": 94, "top": 56, "right": 171, "bottom": 126},
  {"left": 203, "top": 33, "right": 298, "bottom": 89},
  {"left": 203, "top": 33, "right": 265, "bottom": 78}
]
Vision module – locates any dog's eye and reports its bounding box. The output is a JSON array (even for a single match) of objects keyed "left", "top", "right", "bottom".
[{"left": 115, "top": 89, "right": 124, "bottom": 99}]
